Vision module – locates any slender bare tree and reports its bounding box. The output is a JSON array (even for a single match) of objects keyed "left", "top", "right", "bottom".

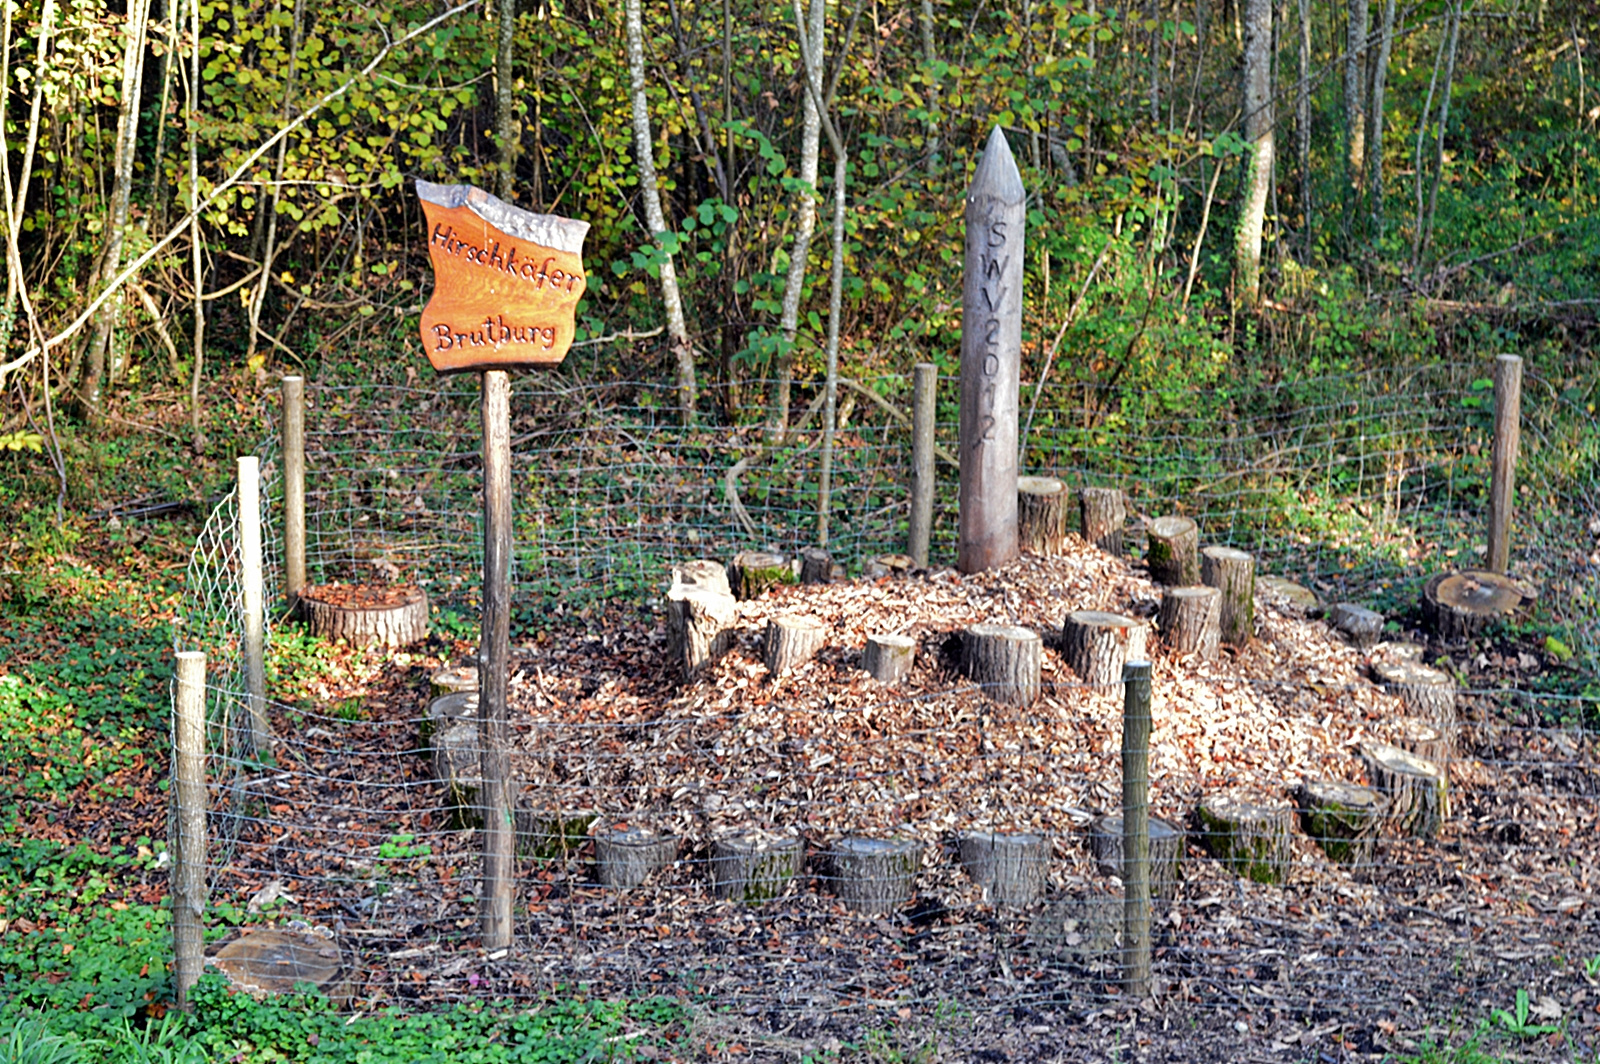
[
  {"left": 1365, "top": 0, "right": 1398, "bottom": 236},
  {"left": 1343, "top": 0, "right": 1368, "bottom": 214},
  {"left": 1296, "top": 0, "right": 1311, "bottom": 257},
  {"left": 245, "top": 0, "right": 306, "bottom": 369},
  {"left": 495, "top": 0, "right": 518, "bottom": 199},
  {"left": 1234, "top": 0, "right": 1274, "bottom": 306}
]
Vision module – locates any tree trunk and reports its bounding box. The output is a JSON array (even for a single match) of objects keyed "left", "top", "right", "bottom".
[
  {"left": 956, "top": 831, "right": 1048, "bottom": 907},
  {"left": 1371, "top": 659, "right": 1457, "bottom": 726},
  {"left": 1088, "top": 813, "right": 1183, "bottom": 899},
  {"left": 1358, "top": 740, "right": 1448, "bottom": 838},
  {"left": 1292, "top": 779, "right": 1388, "bottom": 863},
  {"left": 1296, "top": 0, "right": 1311, "bottom": 256},
  {"left": 763, "top": 614, "right": 826, "bottom": 674},
  {"left": 1200, "top": 545, "right": 1255, "bottom": 647},
  {"left": 799, "top": 547, "right": 835, "bottom": 584},
  {"left": 1079, "top": 487, "right": 1127, "bottom": 555},
  {"left": 299, "top": 584, "right": 430, "bottom": 647},
  {"left": 919, "top": 0, "right": 940, "bottom": 171},
  {"left": 187, "top": 0, "right": 206, "bottom": 452},
  {"left": 729, "top": 550, "right": 797, "bottom": 599},
  {"left": 710, "top": 830, "right": 805, "bottom": 903},
  {"left": 1365, "top": 0, "right": 1397, "bottom": 235},
  {"left": 494, "top": 0, "right": 518, "bottom": 199},
  {"left": 961, "top": 623, "right": 1042, "bottom": 706},
  {"left": 1234, "top": 0, "right": 1273, "bottom": 307},
  {"left": 1063, "top": 610, "right": 1148, "bottom": 689},
  {"left": 1420, "top": 569, "right": 1529, "bottom": 642},
  {"left": 593, "top": 824, "right": 678, "bottom": 888},
  {"left": 863, "top": 633, "right": 916, "bottom": 684},
  {"left": 1017, "top": 476, "right": 1068, "bottom": 556},
  {"left": 665, "top": 560, "right": 737, "bottom": 678},
  {"left": 1342, "top": 0, "right": 1368, "bottom": 206},
  {"left": 823, "top": 837, "right": 920, "bottom": 914},
  {"left": 1157, "top": 585, "right": 1220, "bottom": 659},
  {"left": 1145, "top": 515, "right": 1199, "bottom": 585},
  {"left": 624, "top": 0, "right": 696, "bottom": 422},
  {"left": 1196, "top": 790, "right": 1293, "bottom": 884},
  {"left": 245, "top": 0, "right": 305, "bottom": 370},
  {"left": 422, "top": 691, "right": 478, "bottom": 753},
  {"left": 1414, "top": 0, "right": 1461, "bottom": 272},
  {"left": 1394, "top": 718, "right": 1451, "bottom": 767}
]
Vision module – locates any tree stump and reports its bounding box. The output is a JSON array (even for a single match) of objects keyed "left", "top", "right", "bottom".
[
  {"left": 1421, "top": 569, "right": 1532, "bottom": 641},
  {"left": 1156, "top": 586, "right": 1220, "bottom": 660},
  {"left": 1257, "top": 575, "right": 1319, "bottom": 613},
  {"left": 729, "top": 550, "right": 796, "bottom": 600},
  {"left": 208, "top": 927, "right": 354, "bottom": 1005},
  {"left": 709, "top": 830, "right": 805, "bottom": 903},
  {"left": 1394, "top": 718, "right": 1452, "bottom": 768},
  {"left": 1145, "top": 516, "right": 1199, "bottom": 585},
  {"left": 960, "top": 624, "right": 1042, "bottom": 706},
  {"left": 421, "top": 691, "right": 478, "bottom": 753},
  {"left": 299, "top": 583, "right": 429, "bottom": 648},
  {"left": 863, "top": 634, "right": 916, "bottom": 684},
  {"left": 956, "top": 831, "right": 1048, "bottom": 907},
  {"left": 665, "top": 560, "right": 737, "bottom": 678},
  {"left": 1370, "top": 659, "right": 1457, "bottom": 726},
  {"left": 514, "top": 806, "right": 598, "bottom": 860},
  {"left": 1062, "top": 610, "right": 1148, "bottom": 690},
  {"left": 1200, "top": 546, "right": 1255, "bottom": 648},
  {"left": 1017, "top": 476, "right": 1068, "bottom": 556},
  {"left": 1087, "top": 814, "right": 1183, "bottom": 899},
  {"left": 822, "top": 837, "right": 920, "bottom": 914},
  {"left": 799, "top": 547, "right": 835, "bottom": 585},
  {"left": 1079, "top": 487, "right": 1127, "bottom": 555},
  {"left": 432, "top": 721, "right": 482, "bottom": 828},
  {"left": 864, "top": 553, "right": 916, "bottom": 579},
  {"left": 763, "top": 615, "right": 826, "bottom": 675},
  {"left": 1330, "top": 602, "right": 1385, "bottom": 648},
  {"left": 1195, "top": 791, "right": 1294, "bottom": 884},
  {"left": 430, "top": 664, "right": 478, "bottom": 697},
  {"left": 1291, "top": 780, "right": 1389, "bottom": 864},
  {"left": 592, "top": 824, "right": 679, "bottom": 888},
  {"left": 1358, "top": 740, "right": 1449, "bottom": 838}
]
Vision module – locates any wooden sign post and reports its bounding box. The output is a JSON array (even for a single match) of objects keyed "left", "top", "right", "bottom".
[
  {"left": 957, "top": 128, "right": 1025, "bottom": 574},
  {"left": 417, "top": 181, "right": 589, "bottom": 953}
]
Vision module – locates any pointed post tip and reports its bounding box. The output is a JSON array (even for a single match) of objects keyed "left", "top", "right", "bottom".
[{"left": 969, "top": 126, "right": 1025, "bottom": 204}]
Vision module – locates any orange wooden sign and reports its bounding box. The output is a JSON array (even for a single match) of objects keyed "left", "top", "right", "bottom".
[{"left": 416, "top": 181, "right": 590, "bottom": 372}]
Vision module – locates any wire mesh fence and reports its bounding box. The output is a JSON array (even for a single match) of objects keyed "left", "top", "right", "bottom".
[{"left": 170, "top": 358, "right": 1600, "bottom": 1056}]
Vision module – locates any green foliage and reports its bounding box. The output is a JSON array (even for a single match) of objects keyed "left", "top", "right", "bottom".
[{"left": 1490, "top": 988, "right": 1561, "bottom": 1039}]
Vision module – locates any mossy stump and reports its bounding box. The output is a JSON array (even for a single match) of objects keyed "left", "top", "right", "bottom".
[
  {"left": 1146, "top": 516, "right": 1199, "bottom": 586},
  {"left": 1196, "top": 791, "right": 1294, "bottom": 885},
  {"left": 710, "top": 830, "right": 805, "bottom": 903},
  {"left": 514, "top": 806, "right": 598, "bottom": 860},
  {"left": 729, "top": 550, "right": 797, "bottom": 600},
  {"left": 1291, "top": 780, "right": 1389, "bottom": 864},
  {"left": 1200, "top": 546, "right": 1255, "bottom": 649}
]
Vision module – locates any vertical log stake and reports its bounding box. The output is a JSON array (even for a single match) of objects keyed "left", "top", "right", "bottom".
[
  {"left": 172, "top": 650, "right": 208, "bottom": 1010},
  {"left": 282, "top": 376, "right": 306, "bottom": 605},
  {"left": 1121, "top": 659, "right": 1153, "bottom": 998},
  {"left": 1487, "top": 353, "right": 1522, "bottom": 575},
  {"left": 479, "top": 370, "right": 515, "bottom": 952},
  {"left": 237, "top": 456, "right": 270, "bottom": 757},
  {"left": 909, "top": 362, "right": 937, "bottom": 568}
]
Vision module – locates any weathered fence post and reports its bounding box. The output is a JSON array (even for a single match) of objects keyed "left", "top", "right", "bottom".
[
  {"left": 236, "top": 456, "right": 270, "bottom": 757},
  {"left": 909, "top": 362, "right": 937, "bottom": 568},
  {"left": 479, "top": 369, "right": 515, "bottom": 952},
  {"left": 172, "top": 650, "right": 208, "bottom": 1010},
  {"left": 957, "top": 127, "right": 1024, "bottom": 574},
  {"left": 1487, "top": 353, "right": 1522, "bottom": 575},
  {"left": 281, "top": 375, "right": 306, "bottom": 605},
  {"left": 1121, "top": 659, "right": 1153, "bottom": 998}
]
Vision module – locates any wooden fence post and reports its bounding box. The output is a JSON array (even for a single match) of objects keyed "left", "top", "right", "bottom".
[
  {"left": 281, "top": 376, "right": 306, "bottom": 604},
  {"left": 479, "top": 370, "right": 515, "bottom": 952},
  {"left": 1121, "top": 659, "right": 1153, "bottom": 998},
  {"left": 237, "top": 456, "right": 271, "bottom": 757},
  {"left": 1487, "top": 354, "right": 1522, "bottom": 575},
  {"left": 909, "top": 362, "right": 937, "bottom": 568},
  {"left": 172, "top": 651, "right": 208, "bottom": 1010}
]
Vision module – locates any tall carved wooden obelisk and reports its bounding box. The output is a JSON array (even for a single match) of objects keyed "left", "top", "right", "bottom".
[{"left": 957, "top": 127, "right": 1025, "bottom": 574}]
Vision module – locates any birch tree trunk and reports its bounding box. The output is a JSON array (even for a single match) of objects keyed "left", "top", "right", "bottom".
[
  {"left": 1, "top": 0, "right": 55, "bottom": 348},
  {"left": 1365, "top": 0, "right": 1397, "bottom": 237},
  {"left": 82, "top": 0, "right": 154, "bottom": 415},
  {"left": 1296, "top": 0, "right": 1310, "bottom": 257},
  {"left": 1234, "top": 0, "right": 1274, "bottom": 308},
  {"left": 624, "top": 0, "right": 697, "bottom": 423},
  {"left": 495, "top": 0, "right": 518, "bottom": 200},
  {"left": 1342, "top": 0, "right": 1368, "bottom": 216}
]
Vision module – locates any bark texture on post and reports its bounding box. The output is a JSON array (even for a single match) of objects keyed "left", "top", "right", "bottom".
[
  {"left": 172, "top": 651, "right": 207, "bottom": 1011},
  {"left": 594, "top": 825, "right": 679, "bottom": 888},
  {"left": 1017, "top": 476, "right": 1068, "bottom": 556},
  {"left": 1196, "top": 791, "right": 1294, "bottom": 884},
  {"left": 823, "top": 837, "right": 920, "bottom": 914},
  {"left": 909, "top": 362, "right": 937, "bottom": 568},
  {"left": 763, "top": 615, "right": 826, "bottom": 675},
  {"left": 1488, "top": 354, "right": 1522, "bottom": 574},
  {"left": 957, "top": 127, "right": 1024, "bottom": 575},
  {"left": 666, "top": 560, "right": 737, "bottom": 677},
  {"left": 1062, "top": 610, "right": 1147, "bottom": 689},
  {"left": 1079, "top": 487, "right": 1127, "bottom": 555},
  {"left": 863, "top": 634, "right": 915, "bottom": 684},
  {"left": 710, "top": 830, "right": 805, "bottom": 903},
  {"left": 1359, "top": 740, "right": 1448, "bottom": 838},
  {"left": 282, "top": 376, "right": 306, "bottom": 604},
  {"left": 237, "top": 456, "right": 270, "bottom": 758},
  {"left": 730, "top": 550, "right": 796, "bottom": 599},
  {"left": 1292, "top": 780, "right": 1388, "bottom": 864},
  {"left": 1089, "top": 814, "right": 1183, "bottom": 900},
  {"left": 1145, "top": 515, "right": 1198, "bottom": 585},
  {"left": 1120, "top": 659, "right": 1153, "bottom": 998},
  {"left": 956, "top": 831, "right": 1048, "bottom": 907},
  {"left": 961, "top": 623, "right": 1042, "bottom": 706},
  {"left": 1157, "top": 586, "right": 1220, "bottom": 659},
  {"left": 478, "top": 370, "right": 514, "bottom": 952},
  {"left": 1201, "top": 545, "right": 1255, "bottom": 648},
  {"left": 1234, "top": 0, "right": 1274, "bottom": 308}
]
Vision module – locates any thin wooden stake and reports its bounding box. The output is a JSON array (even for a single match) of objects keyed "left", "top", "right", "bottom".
[
  {"left": 281, "top": 375, "right": 306, "bottom": 604},
  {"left": 909, "top": 362, "right": 936, "bottom": 568},
  {"left": 479, "top": 369, "right": 515, "bottom": 952},
  {"left": 1487, "top": 353, "right": 1522, "bottom": 574},
  {"left": 237, "top": 456, "right": 270, "bottom": 757},
  {"left": 172, "top": 650, "right": 207, "bottom": 1010},
  {"left": 1121, "top": 658, "right": 1153, "bottom": 998}
]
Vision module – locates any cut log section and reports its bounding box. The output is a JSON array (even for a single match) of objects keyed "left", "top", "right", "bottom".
[
  {"left": 1330, "top": 602, "right": 1385, "bottom": 648},
  {"left": 1358, "top": 740, "right": 1449, "bottom": 838},
  {"left": 592, "top": 824, "right": 679, "bottom": 887},
  {"left": 432, "top": 721, "right": 481, "bottom": 828},
  {"left": 710, "top": 830, "right": 805, "bottom": 903},
  {"left": 1421, "top": 569, "right": 1532, "bottom": 641},
  {"left": 513, "top": 806, "right": 598, "bottom": 860},
  {"left": 1062, "top": 610, "right": 1148, "bottom": 690},
  {"left": 1200, "top": 546, "right": 1255, "bottom": 648},
  {"left": 1079, "top": 487, "right": 1127, "bottom": 555},
  {"left": 665, "top": 560, "right": 737, "bottom": 679},
  {"left": 863, "top": 634, "right": 916, "bottom": 684},
  {"left": 1257, "top": 575, "right": 1319, "bottom": 614},
  {"left": 1017, "top": 476, "right": 1068, "bottom": 556},
  {"left": 763, "top": 615, "right": 826, "bottom": 675},
  {"left": 961, "top": 624, "right": 1042, "bottom": 706},
  {"left": 208, "top": 927, "right": 354, "bottom": 1004},
  {"left": 864, "top": 553, "right": 916, "bottom": 579},
  {"left": 729, "top": 550, "right": 797, "bottom": 600},
  {"left": 799, "top": 547, "right": 835, "bottom": 585},
  {"left": 1156, "top": 586, "right": 1220, "bottom": 660},
  {"left": 822, "top": 837, "right": 921, "bottom": 914},
  {"left": 430, "top": 664, "right": 478, "bottom": 697},
  {"left": 1370, "top": 659, "right": 1457, "bottom": 726},
  {"left": 1087, "top": 814, "right": 1184, "bottom": 899},
  {"left": 1394, "top": 718, "right": 1452, "bottom": 768},
  {"left": 299, "top": 583, "right": 429, "bottom": 648},
  {"left": 420, "top": 691, "right": 478, "bottom": 753},
  {"left": 1195, "top": 790, "right": 1294, "bottom": 885},
  {"left": 1291, "top": 780, "right": 1389, "bottom": 864},
  {"left": 956, "top": 831, "right": 1048, "bottom": 907},
  {"left": 1145, "top": 516, "right": 1199, "bottom": 586}
]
